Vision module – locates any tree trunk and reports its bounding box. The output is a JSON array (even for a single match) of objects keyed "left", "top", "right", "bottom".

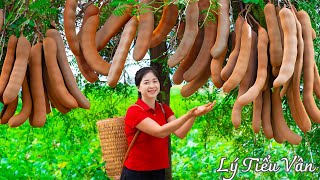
[{"left": 150, "top": 41, "right": 172, "bottom": 180}]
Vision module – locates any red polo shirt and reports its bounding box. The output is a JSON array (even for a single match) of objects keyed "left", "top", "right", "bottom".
[{"left": 124, "top": 98, "right": 174, "bottom": 171}]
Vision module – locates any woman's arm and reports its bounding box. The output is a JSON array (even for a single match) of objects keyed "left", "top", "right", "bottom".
[
  {"left": 167, "top": 115, "right": 196, "bottom": 139},
  {"left": 135, "top": 101, "right": 215, "bottom": 139},
  {"left": 135, "top": 113, "right": 194, "bottom": 139}
]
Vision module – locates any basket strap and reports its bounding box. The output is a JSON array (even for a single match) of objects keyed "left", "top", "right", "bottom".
[{"left": 121, "top": 104, "right": 143, "bottom": 173}]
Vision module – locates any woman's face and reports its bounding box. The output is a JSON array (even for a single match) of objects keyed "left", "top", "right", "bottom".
[{"left": 138, "top": 71, "right": 160, "bottom": 100}]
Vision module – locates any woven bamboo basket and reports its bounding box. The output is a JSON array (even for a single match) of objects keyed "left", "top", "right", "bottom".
[{"left": 96, "top": 117, "right": 128, "bottom": 179}]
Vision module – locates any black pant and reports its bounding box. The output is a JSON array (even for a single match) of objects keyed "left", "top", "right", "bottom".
[{"left": 120, "top": 166, "right": 165, "bottom": 180}]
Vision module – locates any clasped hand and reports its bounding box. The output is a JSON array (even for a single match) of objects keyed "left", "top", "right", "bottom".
[{"left": 188, "top": 100, "right": 216, "bottom": 117}]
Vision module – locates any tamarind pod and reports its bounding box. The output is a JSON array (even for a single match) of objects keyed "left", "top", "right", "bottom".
[
  {"left": 75, "top": 4, "right": 99, "bottom": 83},
  {"left": 297, "top": 11, "right": 320, "bottom": 124},
  {"left": 167, "top": 1, "right": 199, "bottom": 67},
  {"left": 273, "top": 8, "right": 297, "bottom": 88},
  {"left": 173, "top": 27, "right": 204, "bottom": 85},
  {"left": 107, "top": 17, "right": 138, "bottom": 87},
  {"left": 43, "top": 37, "right": 78, "bottom": 109},
  {"left": 0, "top": 97, "right": 18, "bottom": 124},
  {"left": 198, "top": 0, "right": 210, "bottom": 21},
  {"left": 27, "top": 43, "right": 47, "bottom": 127},
  {"left": 252, "top": 92, "right": 263, "bottom": 134},
  {"left": 96, "top": 5, "right": 132, "bottom": 51},
  {"left": 221, "top": 16, "right": 244, "bottom": 81},
  {"left": 180, "top": 67, "right": 210, "bottom": 98},
  {"left": 150, "top": 4, "right": 178, "bottom": 48},
  {"left": 222, "top": 20, "right": 252, "bottom": 93},
  {"left": 264, "top": 2, "right": 283, "bottom": 68},
  {"left": 210, "top": 47, "right": 227, "bottom": 88},
  {"left": 3, "top": 35, "right": 31, "bottom": 105},
  {"left": 314, "top": 64, "right": 320, "bottom": 99},
  {"left": 133, "top": 1, "right": 154, "bottom": 61},
  {"left": 64, "top": 0, "right": 81, "bottom": 56},
  {"left": 77, "top": 4, "right": 99, "bottom": 38},
  {"left": 176, "top": 21, "right": 185, "bottom": 41},
  {"left": 80, "top": 15, "right": 111, "bottom": 75},
  {"left": 8, "top": 77, "right": 32, "bottom": 127},
  {"left": 0, "top": 9, "right": 3, "bottom": 32},
  {"left": 272, "top": 87, "right": 302, "bottom": 145},
  {"left": 42, "top": 63, "right": 70, "bottom": 114},
  {"left": 275, "top": 6, "right": 284, "bottom": 49},
  {"left": 46, "top": 29, "right": 90, "bottom": 109},
  {"left": 280, "top": 77, "right": 292, "bottom": 98},
  {"left": 183, "top": 13, "right": 218, "bottom": 82},
  {"left": 238, "top": 26, "right": 268, "bottom": 106},
  {"left": 75, "top": 54, "right": 98, "bottom": 83},
  {"left": 291, "top": 13, "right": 311, "bottom": 133},
  {"left": 262, "top": 88, "right": 273, "bottom": 139},
  {"left": 312, "top": 28, "right": 316, "bottom": 40},
  {"left": 231, "top": 37, "right": 258, "bottom": 129},
  {"left": 286, "top": 83, "right": 303, "bottom": 131},
  {"left": 0, "top": 35, "right": 18, "bottom": 96},
  {"left": 210, "top": 0, "right": 230, "bottom": 59}
]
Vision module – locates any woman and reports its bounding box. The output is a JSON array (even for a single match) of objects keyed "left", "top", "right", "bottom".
[{"left": 121, "top": 67, "right": 215, "bottom": 180}]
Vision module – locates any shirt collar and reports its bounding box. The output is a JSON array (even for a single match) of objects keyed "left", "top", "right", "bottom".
[{"left": 136, "top": 98, "right": 160, "bottom": 111}]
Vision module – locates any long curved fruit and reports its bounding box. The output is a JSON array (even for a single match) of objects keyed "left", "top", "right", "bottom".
[
  {"left": 133, "top": 0, "right": 154, "bottom": 61},
  {"left": 43, "top": 37, "right": 78, "bottom": 109},
  {"left": 64, "top": 0, "right": 81, "bottom": 56},
  {"left": 272, "top": 88, "right": 302, "bottom": 145},
  {"left": 108, "top": 17, "right": 138, "bottom": 87},
  {"left": 80, "top": 15, "right": 111, "bottom": 75},
  {"left": 264, "top": 2, "right": 283, "bottom": 68},
  {"left": 297, "top": 10, "right": 320, "bottom": 123},
  {"left": 46, "top": 29, "right": 90, "bottom": 109},
  {"left": 150, "top": 3, "right": 178, "bottom": 48},
  {"left": 238, "top": 26, "right": 268, "bottom": 106},
  {"left": 221, "top": 16, "right": 244, "bottom": 81},
  {"left": 0, "top": 35, "right": 18, "bottom": 96},
  {"left": 231, "top": 33, "right": 257, "bottom": 128},
  {"left": 8, "top": 77, "right": 32, "bottom": 127},
  {"left": 28, "top": 42, "right": 47, "bottom": 127},
  {"left": 3, "top": 35, "right": 31, "bottom": 104},
  {"left": 167, "top": 1, "right": 199, "bottom": 67},
  {"left": 210, "top": 0, "right": 230, "bottom": 58},
  {"left": 222, "top": 20, "right": 252, "bottom": 93},
  {"left": 96, "top": 5, "right": 132, "bottom": 51},
  {"left": 291, "top": 12, "right": 311, "bottom": 133},
  {"left": 76, "top": 3, "right": 99, "bottom": 83},
  {"left": 273, "top": 8, "right": 297, "bottom": 88}
]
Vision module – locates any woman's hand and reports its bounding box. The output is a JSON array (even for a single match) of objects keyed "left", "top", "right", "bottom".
[{"left": 188, "top": 100, "right": 216, "bottom": 117}]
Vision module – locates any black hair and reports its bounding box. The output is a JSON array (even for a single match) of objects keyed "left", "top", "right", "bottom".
[{"left": 135, "top": 67, "right": 161, "bottom": 99}]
